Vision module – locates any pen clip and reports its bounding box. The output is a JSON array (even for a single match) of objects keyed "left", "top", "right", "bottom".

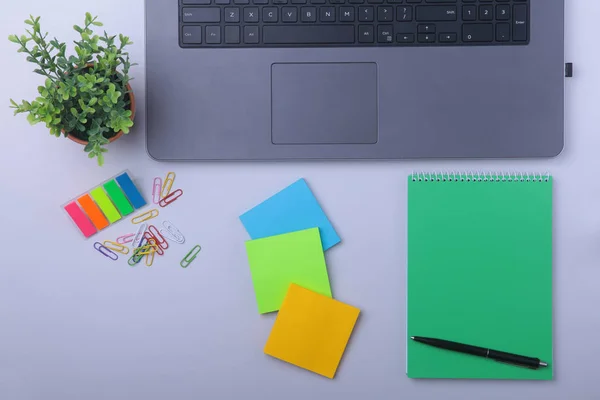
[{"left": 494, "top": 359, "right": 541, "bottom": 370}]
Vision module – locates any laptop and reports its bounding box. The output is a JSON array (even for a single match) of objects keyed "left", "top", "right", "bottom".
[{"left": 145, "top": 0, "right": 565, "bottom": 160}]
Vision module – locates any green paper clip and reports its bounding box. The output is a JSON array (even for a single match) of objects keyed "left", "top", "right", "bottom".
[
  {"left": 181, "top": 245, "right": 201, "bottom": 268},
  {"left": 128, "top": 246, "right": 146, "bottom": 266}
]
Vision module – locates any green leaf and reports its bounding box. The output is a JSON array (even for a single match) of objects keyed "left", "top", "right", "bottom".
[
  {"left": 73, "top": 25, "right": 83, "bottom": 33},
  {"left": 26, "top": 113, "right": 38, "bottom": 125},
  {"left": 92, "top": 21, "right": 103, "bottom": 27},
  {"left": 8, "top": 34, "right": 19, "bottom": 43},
  {"left": 24, "top": 19, "right": 34, "bottom": 26}
]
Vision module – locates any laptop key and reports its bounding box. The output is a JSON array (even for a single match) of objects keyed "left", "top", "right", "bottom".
[
  {"left": 358, "top": 25, "right": 374, "bottom": 43},
  {"left": 225, "top": 7, "right": 240, "bottom": 22},
  {"left": 416, "top": 5, "right": 457, "bottom": 21},
  {"left": 205, "top": 26, "right": 221, "bottom": 43},
  {"left": 225, "top": 26, "right": 240, "bottom": 43},
  {"left": 263, "top": 25, "right": 354, "bottom": 43},
  {"left": 244, "top": 26, "right": 259, "bottom": 43},
  {"left": 513, "top": 4, "right": 527, "bottom": 41},
  {"left": 439, "top": 32, "right": 456, "bottom": 42},
  {"left": 396, "top": 32, "right": 414, "bottom": 43},
  {"left": 378, "top": 25, "right": 394, "bottom": 43},
  {"left": 282, "top": 7, "right": 299, "bottom": 22},
  {"left": 462, "top": 23, "right": 493, "bottom": 42},
  {"left": 244, "top": 7, "right": 259, "bottom": 22},
  {"left": 496, "top": 23, "right": 510, "bottom": 42},
  {"left": 182, "top": 26, "right": 203, "bottom": 44},
  {"left": 182, "top": 7, "right": 221, "bottom": 23}
]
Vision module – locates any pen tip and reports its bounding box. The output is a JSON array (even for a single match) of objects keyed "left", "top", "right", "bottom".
[
  {"left": 410, "top": 336, "right": 415, "bottom": 340},
  {"left": 539, "top": 361, "right": 548, "bottom": 368}
]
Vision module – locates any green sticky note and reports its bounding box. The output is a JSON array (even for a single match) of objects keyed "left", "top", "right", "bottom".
[
  {"left": 407, "top": 174, "right": 553, "bottom": 380},
  {"left": 90, "top": 187, "right": 121, "bottom": 224},
  {"left": 245, "top": 228, "right": 332, "bottom": 314},
  {"left": 103, "top": 180, "right": 134, "bottom": 216}
]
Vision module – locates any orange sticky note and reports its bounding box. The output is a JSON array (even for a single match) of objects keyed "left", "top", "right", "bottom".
[{"left": 264, "top": 284, "right": 360, "bottom": 379}]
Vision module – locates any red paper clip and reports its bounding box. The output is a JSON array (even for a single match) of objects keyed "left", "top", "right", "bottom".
[
  {"left": 148, "top": 225, "right": 169, "bottom": 250},
  {"left": 143, "top": 231, "right": 164, "bottom": 255},
  {"left": 159, "top": 189, "right": 183, "bottom": 208}
]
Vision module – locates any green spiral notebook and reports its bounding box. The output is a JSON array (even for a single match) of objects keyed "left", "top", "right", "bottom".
[{"left": 407, "top": 173, "right": 553, "bottom": 380}]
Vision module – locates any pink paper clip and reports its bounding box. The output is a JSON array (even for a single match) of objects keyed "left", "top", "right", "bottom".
[
  {"left": 159, "top": 189, "right": 183, "bottom": 208},
  {"left": 116, "top": 233, "right": 135, "bottom": 244},
  {"left": 148, "top": 225, "right": 169, "bottom": 250},
  {"left": 144, "top": 232, "right": 164, "bottom": 255},
  {"left": 152, "top": 177, "right": 162, "bottom": 204}
]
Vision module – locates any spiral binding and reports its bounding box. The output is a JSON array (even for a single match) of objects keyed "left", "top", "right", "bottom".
[{"left": 410, "top": 171, "right": 551, "bottom": 182}]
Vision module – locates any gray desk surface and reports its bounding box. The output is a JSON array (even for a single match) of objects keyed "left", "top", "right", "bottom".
[{"left": 0, "top": 1, "right": 598, "bottom": 399}]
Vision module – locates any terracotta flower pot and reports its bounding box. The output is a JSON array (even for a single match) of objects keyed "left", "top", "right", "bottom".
[{"left": 65, "top": 82, "right": 136, "bottom": 145}]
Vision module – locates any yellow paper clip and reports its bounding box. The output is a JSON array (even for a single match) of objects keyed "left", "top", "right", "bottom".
[
  {"left": 136, "top": 244, "right": 156, "bottom": 256},
  {"left": 145, "top": 249, "right": 155, "bottom": 267},
  {"left": 180, "top": 245, "right": 201, "bottom": 268},
  {"left": 131, "top": 209, "right": 159, "bottom": 224},
  {"left": 161, "top": 172, "right": 176, "bottom": 199},
  {"left": 103, "top": 241, "right": 130, "bottom": 255}
]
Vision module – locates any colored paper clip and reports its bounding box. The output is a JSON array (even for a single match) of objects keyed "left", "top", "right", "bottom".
[
  {"left": 94, "top": 242, "right": 118, "bottom": 261},
  {"left": 131, "top": 209, "right": 159, "bottom": 224},
  {"left": 161, "top": 172, "right": 176, "bottom": 199},
  {"left": 145, "top": 249, "right": 155, "bottom": 267},
  {"left": 152, "top": 177, "right": 162, "bottom": 204},
  {"left": 128, "top": 249, "right": 144, "bottom": 266},
  {"left": 103, "top": 241, "right": 130, "bottom": 255},
  {"left": 159, "top": 189, "right": 183, "bottom": 208},
  {"left": 161, "top": 220, "right": 185, "bottom": 244},
  {"left": 132, "top": 223, "right": 147, "bottom": 248},
  {"left": 148, "top": 225, "right": 169, "bottom": 249},
  {"left": 143, "top": 232, "right": 164, "bottom": 255},
  {"left": 180, "top": 245, "right": 201, "bottom": 268},
  {"left": 116, "top": 233, "right": 135, "bottom": 244},
  {"left": 137, "top": 243, "right": 156, "bottom": 256}
]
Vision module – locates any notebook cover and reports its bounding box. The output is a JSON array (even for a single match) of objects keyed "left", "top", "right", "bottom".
[{"left": 407, "top": 173, "right": 553, "bottom": 380}]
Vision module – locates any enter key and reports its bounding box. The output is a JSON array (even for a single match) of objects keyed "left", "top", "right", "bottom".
[{"left": 513, "top": 4, "right": 528, "bottom": 41}]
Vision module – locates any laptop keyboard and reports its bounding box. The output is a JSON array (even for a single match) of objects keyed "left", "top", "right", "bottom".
[{"left": 179, "top": 0, "right": 529, "bottom": 48}]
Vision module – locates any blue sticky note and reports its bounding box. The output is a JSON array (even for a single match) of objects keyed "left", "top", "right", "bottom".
[
  {"left": 115, "top": 172, "right": 146, "bottom": 210},
  {"left": 240, "top": 179, "right": 340, "bottom": 250}
]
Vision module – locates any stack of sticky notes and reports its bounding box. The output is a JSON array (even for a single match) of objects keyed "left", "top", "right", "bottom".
[{"left": 240, "top": 178, "right": 360, "bottom": 379}]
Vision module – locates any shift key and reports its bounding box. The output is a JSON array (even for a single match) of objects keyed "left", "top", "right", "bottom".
[
  {"left": 416, "top": 6, "right": 457, "bottom": 21},
  {"left": 182, "top": 7, "right": 221, "bottom": 23}
]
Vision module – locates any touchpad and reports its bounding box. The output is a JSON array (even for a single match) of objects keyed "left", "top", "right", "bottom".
[{"left": 271, "top": 63, "right": 378, "bottom": 145}]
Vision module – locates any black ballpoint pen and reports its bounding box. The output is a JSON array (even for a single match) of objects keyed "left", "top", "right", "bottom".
[{"left": 411, "top": 336, "right": 549, "bottom": 369}]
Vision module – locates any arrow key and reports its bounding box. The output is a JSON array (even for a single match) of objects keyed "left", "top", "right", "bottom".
[{"left": 417, "top": 24, "right": 436, "bottom": 33}]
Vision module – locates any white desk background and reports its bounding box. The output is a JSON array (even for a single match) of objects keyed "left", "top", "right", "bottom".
[{"left": 0, "top": 1, "right": 597, "bottom": 399}]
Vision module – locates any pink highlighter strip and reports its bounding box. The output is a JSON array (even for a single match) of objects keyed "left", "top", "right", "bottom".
[{"left": 64, "top": 202, "right": 97, "bottom": 238}]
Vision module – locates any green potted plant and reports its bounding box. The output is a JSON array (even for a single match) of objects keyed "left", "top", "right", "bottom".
[{"left": 8, "top": 13, "right": 136, "bottom": 166}]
